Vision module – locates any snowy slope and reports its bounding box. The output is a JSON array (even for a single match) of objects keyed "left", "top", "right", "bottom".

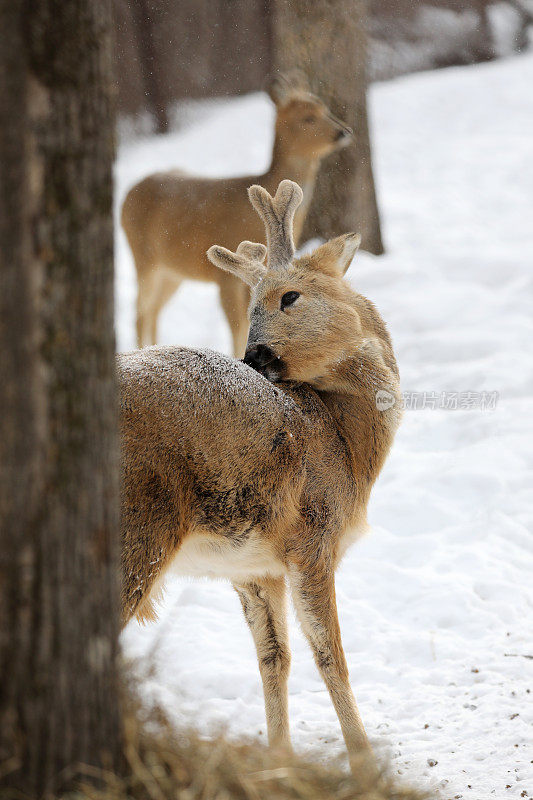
[{"left": 117, "top": 55, "right": 533, "bottom": 800}]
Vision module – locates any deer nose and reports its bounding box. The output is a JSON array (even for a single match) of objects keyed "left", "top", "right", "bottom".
[{"left": 243, "top": 344, "right": 277, "bottom": 371}]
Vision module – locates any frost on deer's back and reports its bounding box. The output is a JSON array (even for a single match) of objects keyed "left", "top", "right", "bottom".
[
  {"left": 117, "top": 346, "right": 310, "bottom": 467},
  {"left": 119, "top": 345, "right": 295, "bottom": 411}
]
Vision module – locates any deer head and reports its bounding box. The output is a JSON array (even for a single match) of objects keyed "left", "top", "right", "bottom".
[
  {"left": 208, "top": 180, "right": 395, "bottom": 393},
  {"left": 267, "top": 74, "right": 353, "bottom": 159}
]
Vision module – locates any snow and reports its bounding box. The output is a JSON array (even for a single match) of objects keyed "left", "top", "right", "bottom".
[{"left": 116, "top": 54, "right": 533, "bottom": 800}]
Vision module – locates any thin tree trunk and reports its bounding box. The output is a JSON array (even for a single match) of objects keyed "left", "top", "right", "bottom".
[
  {"left": 272, "top": 0, "right": 384, "bottom": 254},
  {"left": 131, "top": 0, "right": 169, "bottom": 133},
  {"left": 473, "top": 0, "right": 496, "bottom": 61},
  {"left": 0, "top": 1, "right": 121, "bottom": 795}
]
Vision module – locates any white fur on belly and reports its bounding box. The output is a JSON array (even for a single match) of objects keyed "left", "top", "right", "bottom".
[{"left": 168, "top": 529, "right": 286, "bottom": 582}]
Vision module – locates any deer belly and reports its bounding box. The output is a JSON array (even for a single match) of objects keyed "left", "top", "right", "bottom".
[{"left": 168, "top": 529, "right": 285, "bottom": 581}]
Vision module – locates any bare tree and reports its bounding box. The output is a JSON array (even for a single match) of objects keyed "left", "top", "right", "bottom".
[
  {"left": 272, "top": 0, "right": 384, "bottom": 254},
  {"left": 0, "top": 1, "right": 121, "bottom": 795},
  {"left": 472, "top": 0, "right": 496, "bottom": 61},
  {"left": 130, "top": 0, "right": 170, "bottom": 133}
]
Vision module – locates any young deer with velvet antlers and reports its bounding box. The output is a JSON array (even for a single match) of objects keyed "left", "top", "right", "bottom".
[
  {"left": 118, "top": 180, "right": 401, "bottom": 770},
  {"left": 121, "top": 76, "right": 352, "bottom": 356}
]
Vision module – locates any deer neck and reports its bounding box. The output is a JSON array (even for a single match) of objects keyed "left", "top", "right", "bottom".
[
  {"left": 264, "top": 139, "right": 321, "bottom": 241},
  {"left": 316, "top": 354, "right": 401, "bottom": 506}
]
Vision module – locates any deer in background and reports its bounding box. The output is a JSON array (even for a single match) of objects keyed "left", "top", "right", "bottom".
[
  {"left": 118, "top": 180, "right": 401, "bottom": 771},
  {"left": 121, "top": 76, "right": 353, "bottom": 356}
]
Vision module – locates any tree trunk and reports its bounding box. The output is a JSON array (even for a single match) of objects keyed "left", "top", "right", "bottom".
[
  {"left": 0, "top": 1, "right": 122, "bottom": 796},
  {"left": 131, "top": 0, "right": 169, "bottom": 133},
  {"left": 272, "top": 0, "right": 384, "bottom": 254},
  {"left": 472, "top": 0, "right": 496, "bottom": 62}
]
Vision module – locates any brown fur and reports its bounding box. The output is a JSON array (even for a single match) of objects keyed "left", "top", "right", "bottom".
[
  {"left": 119, "top": 181, "right": 401, "bottom": 771},
  {"left": 121, "top": 77, "right": 353, "bottom": 356}
]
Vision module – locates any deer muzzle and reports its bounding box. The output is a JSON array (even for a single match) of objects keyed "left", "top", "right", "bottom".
[{"left": 243, "top": 344, "right": 283, "bottom": 382}]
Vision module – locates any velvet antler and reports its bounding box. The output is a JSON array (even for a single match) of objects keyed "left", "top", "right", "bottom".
[
  {"left": 207, "top": 240, "right": 268, "bottom": 287},
  {"left": 247, "top": 179, "right": 303, "bottom": 270}
]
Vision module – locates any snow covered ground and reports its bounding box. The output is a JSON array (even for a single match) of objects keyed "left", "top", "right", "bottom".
[{"left": 116, "top": 54, "right": 533, "bottom": 800}]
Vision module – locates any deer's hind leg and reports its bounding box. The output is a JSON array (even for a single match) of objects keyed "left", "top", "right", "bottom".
[
  {"left": 288, "top": 562, "right": 372, "bottom": 771},
  {"left": 234, "top": 576, "right": 291, "bottom": 750}
]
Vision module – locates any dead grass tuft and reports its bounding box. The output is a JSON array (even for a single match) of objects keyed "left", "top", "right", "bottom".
[{"left": 68, "top": 689, "right": 431, "bottom": 800}]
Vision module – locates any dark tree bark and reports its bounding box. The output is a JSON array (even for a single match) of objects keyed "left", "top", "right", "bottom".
[
  {"left": 506, "top": 0, "right": 533, "bottom": 52},
  {"left": 0, "top": 1, "right": 122, "bottom": 796},
  {"left": 272, "top": 0, "right": 384, "bottom": 255},
  {"left": 472, "top": 0, "right": 496, "bottom": 61},
  {"left": 130, "top": 0, "right": 169, "bottom": 133},
  {"left": 114, "top": 0, "right": 273, "bottom": 119}
]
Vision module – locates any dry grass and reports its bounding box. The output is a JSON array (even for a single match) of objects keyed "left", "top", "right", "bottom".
[{"left": 70, "top": 691, "right": 431, "bottom": 800}]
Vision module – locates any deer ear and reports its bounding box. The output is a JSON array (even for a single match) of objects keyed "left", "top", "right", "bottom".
[
  {"left": 267, "top": 70, "right": 310, "bottom": 106},
  {"left": 337, "top": 233, "right": 361, "bottom": 275},
  {"left": 266, "top": 74, "right": 292, "bottom": 106},
  {"left": 282, "top": 67, "right": 309, "bottom": 91},
  {"left": 308, "top": 233, "right": 361, "bottom": 277}
]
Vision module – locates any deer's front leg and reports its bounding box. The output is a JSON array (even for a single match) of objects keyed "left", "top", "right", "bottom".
[
  {"left": 233, "top": 576, "right": 291, "bottom": 750},
  {"left": 288, "top": 564, "right": 371, "bottom": 770}
]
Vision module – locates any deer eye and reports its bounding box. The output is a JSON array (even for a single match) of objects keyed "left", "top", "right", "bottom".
[
  {"left": 281, "top": 291, "right": 300, "bottom": 310},
  {"left": 304, "top": 116, "right": 316, "bottom": 124}
]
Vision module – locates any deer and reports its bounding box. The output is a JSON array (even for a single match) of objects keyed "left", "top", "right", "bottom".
[
  {"left": 121, "top": 76, "right": 353, "bottom": 357},
  {"left": 118, "top": 180, "right": 402, "bottom": 773}
]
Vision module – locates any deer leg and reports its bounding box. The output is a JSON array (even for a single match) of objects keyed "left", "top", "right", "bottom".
[
  {"left": 288, "top": 564, "right": 372, "bottom": 771},
  {"left": 136, "top": 268, "right": 159, "bottom": 348},
  {"left": 136, "top": 269, "right": 182, "bottom": 348},
  {"left": 148, "top": 272, "right": 183, "bottom": 345},
  {"left": 233, "top": 577, "right": 291, "bottom": 750},
  {"left": 219, "top": 277, "right": 250, "bottom": 358}
]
